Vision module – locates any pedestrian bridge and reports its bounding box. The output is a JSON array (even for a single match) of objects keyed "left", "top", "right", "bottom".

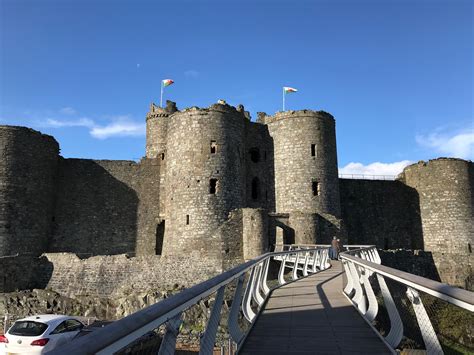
[{"left": 51, "top": 245, "right": 474, "bottom": 355}]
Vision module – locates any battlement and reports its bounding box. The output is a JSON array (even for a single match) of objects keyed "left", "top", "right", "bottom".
[
  {"left": 258, "top": 110, "right": 335, "bottom": 125},
  {"left": 146, "top": 101, "right": 179, "bottom": 120},
  {"left": 0, "top": 125, "right": 59, "bottom": 146},
  {"left": 174, "top": 100, "right": 250, "bottom": 119},
  {"left": 402, "top": 157, "right": 472, "bottom": 171}
]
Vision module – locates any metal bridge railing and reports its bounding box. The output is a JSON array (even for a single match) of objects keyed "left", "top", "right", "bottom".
[
  {"left": 49, "top": 247, "right": 331, "bottom": 355},
  {"left": 338, "top": 173, "right": 396, "bottom": 181},
  {"left": 340, "top": 246, "right": 474, "bottom": 354}
]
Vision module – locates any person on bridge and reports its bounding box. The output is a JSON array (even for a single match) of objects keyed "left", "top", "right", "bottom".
[
  {"left": 337, "top": 239, "right": 344, "bottom": 260},
  {"left": 331, "top": 236, "right": 338, "bottom": 260}
]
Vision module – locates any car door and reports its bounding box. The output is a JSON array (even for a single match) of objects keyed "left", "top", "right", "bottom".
[{"left": 48, "top": 319, "right": 83, "bottom": 349}]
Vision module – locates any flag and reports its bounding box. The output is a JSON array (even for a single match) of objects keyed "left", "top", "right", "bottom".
[
  {"left": 283, "top": 87, "right": 298, "bottom": 93},
  {"left": 162, "top": 79, "right": 174, "bottom": 87}
]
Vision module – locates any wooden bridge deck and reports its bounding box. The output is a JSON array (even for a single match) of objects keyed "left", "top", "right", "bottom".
[{"left": 240, "top": 261, "right": 392, "bottom": 355}]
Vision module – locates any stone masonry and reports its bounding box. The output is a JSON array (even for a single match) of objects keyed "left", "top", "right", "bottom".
[{"left": 0, "top": 101, "right": 473, "bottom": 291}]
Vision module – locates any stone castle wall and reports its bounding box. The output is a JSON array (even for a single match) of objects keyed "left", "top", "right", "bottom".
[
  {"left": 49, "top": 158, "right": 162, "bottom": 256},
  {"left": 40, "top": 253, "right": 223, "bottom": 298},
  {"left": 339, "top": 179, "right": 423, "bottom": 249},
  {"left": 1, "top": 105, "right": 473, "bottom": 293},
  {"left": 0, "top": 253, "right": 222, "bottom": 297},
  {"left": 0, "top": 126, "right": 59, "bottom": 256}
]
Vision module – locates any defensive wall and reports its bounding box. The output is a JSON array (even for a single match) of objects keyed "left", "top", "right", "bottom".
[{"left": 0, "top": 100, "right": 473, "bottom": 292}]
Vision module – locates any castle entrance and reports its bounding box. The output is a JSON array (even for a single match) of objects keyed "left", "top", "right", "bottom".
[{"left": 269, "top": 213, "right": 295, "bottom": 249}]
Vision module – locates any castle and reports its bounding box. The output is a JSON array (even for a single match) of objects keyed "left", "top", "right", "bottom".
[{"left": 0, "top": 100, "right": 472, "bottom": 291}]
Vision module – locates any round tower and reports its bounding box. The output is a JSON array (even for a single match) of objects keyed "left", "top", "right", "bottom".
[
  {"left": 399, "top": 158, "right": 473, "bottom": 288},
  {"left": 0, "top": 126, "right": 59, "bottom": 256},
  {"left": 264, "top": 110, "right": 341, "bottom": 217},
  {"left": 399, "top": 159, "right": 473, "bottom": 254},
  {"left": 145, "top": 100, "right": 177, "bottom": 159},
  {"left": 162, "top": 102, "right": 247, "bottom": 257}
]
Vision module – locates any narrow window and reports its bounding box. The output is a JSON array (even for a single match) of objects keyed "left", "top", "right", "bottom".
[
  {"left": 210, "top": 140, "right": 217, "bottom": 154},
  {"left": 209, "top": 179, "right": 218, "bottom": 194},
  {"left": 155, "top": 221, "right": 165, "bottom": 255},
  {"left": 469, "top": 243, "right": 472, "bottom": 253},
  {"left": 312, "top": 181, "right": 319, "bottom": 196},
  {"left": 186, "top": 215, "right": 190, "bottom": 225},
  {"left": 311, "top": 144, "right": 316, "bottom": 157},
  {"left": 251, "top": 177, "right": 260, "bottom": 200},
  {"left": 161, "top": 153, "right": 165, "bottom": 160},
  {"left": 249, "top": 148, "right": 260, "bottom": 163}
]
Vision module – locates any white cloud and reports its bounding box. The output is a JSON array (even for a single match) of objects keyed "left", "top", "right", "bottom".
[
  {"left": 59, "top": 107, "right": 77, "bottom": 115},
  {"left": 416, "top": 127, "right": 474, "bottom": 160},
  {"left": 43, "top": 115, "right": 144, "bottom": 139},
  {"left": 90, "top": 118, "right": 145, "bottom": 139},
  {"left": 339, "top": 160, "right": 413, "bottom": 177},
  {"left": 46, "top": 117, "right": 95, "bottom": 128},
  {"left": 184, "top": 69, "right": 199, "bottom": 78}
]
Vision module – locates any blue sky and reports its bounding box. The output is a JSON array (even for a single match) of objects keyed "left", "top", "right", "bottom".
[{"left": 1, "top": 0, "right": 472, "bottom": 175}]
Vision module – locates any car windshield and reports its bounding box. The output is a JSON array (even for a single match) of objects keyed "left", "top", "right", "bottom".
[{"left": 9, "top": 321, "right": 48, "bottom": 336}]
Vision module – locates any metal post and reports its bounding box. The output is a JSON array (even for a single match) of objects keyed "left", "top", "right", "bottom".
[
  {"left": 227, "top": 276, "right": 245, "bottom": 345},
  {"left": 199, "top": 286, "right": 226, "bottom": 355},
  {"left": 406, "top": 287, "right": 443, "bottom": 354},
  {"left": 242, "top": 267, "right": 257, "bottom": 322},
  {"left": 278, "top": 254, "right": 287, "bottom": 285},
  {"left": 157, "top": 312, "right": 183, "bottom": 355},
  {"left": 160, "top": 81, "right": 164, "bottom": 107},
  {"left": 282, "top": 87, "right": 285, "bottom": 111}
]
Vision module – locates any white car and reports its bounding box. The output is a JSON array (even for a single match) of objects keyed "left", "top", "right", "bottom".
[{"left": 0, "top": 314, "right": 84, "bottom": 354}]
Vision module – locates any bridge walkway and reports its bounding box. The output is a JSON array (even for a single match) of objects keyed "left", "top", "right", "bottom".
[{"left": 240, "top": 261, "right": 392, "bottom": 355}]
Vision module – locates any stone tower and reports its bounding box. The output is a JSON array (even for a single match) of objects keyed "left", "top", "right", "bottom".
[
  {"left": 398, "top": 158, "right": 474, "bottom": 288},
  {"left": 264, "top": 110, "right": 340, "bottom": 216},
  {"left": 161, "top": 103, "right": 247, "bottom": 257},
  {"left": 0, "top": 126, "right": 59, "bottom": 256},
  {"left": 260, "top": 110, "right": 342, "bottom": 244}
]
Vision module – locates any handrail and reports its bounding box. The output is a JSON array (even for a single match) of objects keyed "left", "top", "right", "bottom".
[
  {"left": 49, "top": 247, "right": 330, "bottom": 355},
  {"left": 275, "top": 243, "right": 373, "bottom": 249},
  {"left": 341, "top": 250, "right": 473, "bottom": 311},
  {"left": 339, "top": 245, "right": 474, "bottom": 353},
  {"left": 338, "top": 173, "right": 396, "bottom": 180}
]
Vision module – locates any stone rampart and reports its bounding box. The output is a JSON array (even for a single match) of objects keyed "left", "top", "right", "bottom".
[
  {"left": 0, "top": 255, "right": 52, "bottom": 292},
  {"left": 379, "top": 249, "right": 473, "bottom": 291},
  {"left": 40, "top": 253, "right": 223, "bottom": 298},
  {"left": 49, "top": 158, "right": 162, "bottom": 256},
  {"left": 339, "top": 179, "right": 423, "bottom": 249}
]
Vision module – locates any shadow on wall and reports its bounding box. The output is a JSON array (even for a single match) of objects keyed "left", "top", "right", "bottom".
[
  {"left": 48, "top": 159, "right": 139, "bottom": 256},
  {"left": 339, "top": 179, "right": 424, "bottom": 250},
  {"left": 0, "top": 255, "right": 54, "bottom": 292},
  {"left": 245, "top": 123, "right": 276, "bottom": 211},
  {"left": 267, "top": 218, "right": 295, "bottom": 247},
  {"left": 379, "top": 249, "right": 441, "bottom": 282}
]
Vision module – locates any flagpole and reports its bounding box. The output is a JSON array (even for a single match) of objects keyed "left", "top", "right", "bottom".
[
  {"left": 160, "top": 81, "right": 163, "bottom": 108},
  {"left": 282, "top": 87, "right": 285, "bottom": 111}
]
